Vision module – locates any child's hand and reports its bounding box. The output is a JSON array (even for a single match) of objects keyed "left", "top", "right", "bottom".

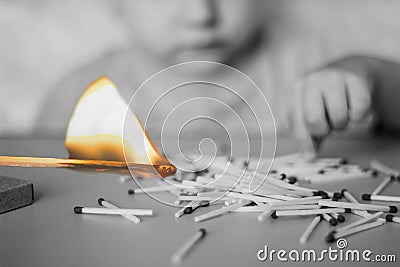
[{"left": 288, "top": 57, "right": 377, "bottom": 157}]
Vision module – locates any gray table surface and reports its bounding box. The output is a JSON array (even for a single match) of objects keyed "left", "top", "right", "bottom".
[{"left": 1, "top": 137, "right": 400, "bottom": 267}]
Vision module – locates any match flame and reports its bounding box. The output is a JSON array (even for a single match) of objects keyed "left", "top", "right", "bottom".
[{"left": 65, "top": 76, "right": 173, "bottom": 177}]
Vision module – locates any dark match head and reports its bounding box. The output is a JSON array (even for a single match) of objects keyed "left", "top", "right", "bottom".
[
  {"left": 325, "top": 231, "right": 337, "bottom": 243},
  {"left": 332, "top": 196, "right": 339, "bottom": 202},
  {"left": 98, "top": 197, "right": 105, "bottom": 205},
  {"left": 279, "top": 173, "right": 287, "bottom": 180},
  {"left": 271, "top": 211, "right": 278, "bottom": 219},
  {"left": 328, "top": 218, "right": 338, "bottom": 226},
  {"left": 318, "top": 170, "right": 325, "bottom": 174},
  {"left": 388, "top": 206, "right": 398, "bottom": 213},
  {"left": 339, "top": 158, "right": 348, "bottom": 165},
  {"left": 333, "top": 192, "right": 343, "bottom": 200},
  {"left": 361, "top": 193, "right": 371, "bottom": 201},
  {"left": 199, "top": 228, "right": 207, "bottom": 237},
  {"left": 337, "top": 215, "right": 345, "bottom": 223},
  {"left": 184, "top": 207, "right": 193, "bottom": 214},
  {"left": 73, "top": 206, "right": 83, "bottom": 214},
  {"left": 341, "top": 188, "right": 348, "bottom": 195},
  {"left": 386, "top": 214, "right": 394, "bottom": 222},
  {"left": 344, "top": 208, "right": 352, "bottom": 213},
  {"left": 128, "top": 189, "right": 135, "bottom": 195},
  {"left": 287, "top": 176, "right": 297, "bottom": 184}
]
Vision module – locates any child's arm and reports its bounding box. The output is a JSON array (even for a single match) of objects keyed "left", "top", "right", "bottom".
[{"left": 289, "top": 55, "right": 400, "bottom": 156}]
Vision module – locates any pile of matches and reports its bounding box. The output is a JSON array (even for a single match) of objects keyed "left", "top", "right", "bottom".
[{"left": 127, "top": 154, "right": 400, "bottom": 243}]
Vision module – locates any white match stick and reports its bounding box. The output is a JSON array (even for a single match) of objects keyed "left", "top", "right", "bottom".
[
  {"left": 272, "top": 208, "right": 345, "bottom": 217},
  {"left": 326, "top": 220, "right": 385, "bottom": 243},
  {"left": 194, "top": 200, "right": 251, "bottom": 222},
  {"left": 73, "top": 207, "right": 153, "bottom": 216},
  {"left": 269, "top": 196, "right": 322, "bottom": 207},
  {"left": 362, "top": 194, "right": 400, "bottom": 203},
  {"left": 341, "top": 189, "right": 359, "bottom": 204},
  {"left": 372, "top": 176, "right": 394, "bottom": 195},
  {"left": 318, "top": 200, "right": 398, "bottom": 213},
  {"left": 258, "top": 208, "right": 272, "bottom": 222},
  {"left": 336, "top": 212, "right": 383, "bottom": 233},
  {"left": 128, "top": 184, "right": 177, "bottom": 194},
  {"left": 97, "top": 198, "right": 140, "bottom": 223},
  {"left": 171, "top": 228, "right": 206, "bottom": 265},
  {"left": 386, "top": 214, "right": 400, "bottom": 224},
  {"left": 370, "top": 160, "right": 400, "bottom": 176},
  {"left": 306, "top": 172, "right": 372, "bottom": 184},
  {"left": 232, "top": 206, "right": 266, "bottom": 213},
  {"left": 178, "top": 195, "right": 231, "bottom": 202},
  {"left": 273, "top": 204, "right": 321, "bottom": 211},
  {"left": 299, "top": 215, "right": 322, "bottom": 244}
]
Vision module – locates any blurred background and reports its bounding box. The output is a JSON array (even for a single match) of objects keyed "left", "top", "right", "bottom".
[{"left": 1, "top": 0, "right": 400, "bottom": 138}]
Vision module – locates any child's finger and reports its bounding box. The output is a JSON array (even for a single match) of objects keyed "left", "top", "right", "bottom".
[
  {"left": 344, "top": 72, "right": 372, "bottom": 122},
  {"left": 322, "top": 71, "right": 349, "bottom": 130},
  {"left": 288, "top": 81, "right": 317, "bottom": 158},
  {"left": 302, "top": 77, "right": 330, "bottom": 137}
]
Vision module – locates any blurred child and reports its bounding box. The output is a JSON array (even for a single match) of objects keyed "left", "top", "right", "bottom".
[{"left": 37, "top": 0, "right": 400, "bottom": 156}]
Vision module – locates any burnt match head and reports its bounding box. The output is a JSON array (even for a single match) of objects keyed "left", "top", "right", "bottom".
[
  {"left": 184, "top": 207, "right": 193, "bottom": 214},
  {"left": 287, "top": 176, "right": 297, "bottom": 184},
  {"left": 325, "top": 231, "right": 336, "bottom": 243},
  {"left": 73, "top": 206, "right": 83, "bottom": 214},
  {"left": 337, "top": 215, "right": 345, "bottom": 223},
  {"left": 361, "top": 193, "right": 371, "bottom": 201},
  {"left": 97, "top": 197, "right": 105, "bottom": 205},
  {"left": 328, "top": 218, "right": 338, "bottom": 226},
  {"left": 271, "top": 211, "right": 278, "bottom": 219},
  {"left": 333, "top": 192, "right": 343, "bottom": 200},
  {"left": 386, "top": 214, "right": 394, "bottom": 222},
  {"left": 199, "top": 228, "right": 207, "bottom": 237},
  {"left": 128, "top": 189, "right": 135, "bottom": 195},
  {"left": 389, "top": 206, "right": 398, "bottom": 213}
]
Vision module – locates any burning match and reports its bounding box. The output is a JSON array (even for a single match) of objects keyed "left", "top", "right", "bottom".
[
  {"left": 0, "top": 156, "right": 176, "bottom": 178},
  {"left": 0, "top": 77, "right": 178, "bottom": 178}
]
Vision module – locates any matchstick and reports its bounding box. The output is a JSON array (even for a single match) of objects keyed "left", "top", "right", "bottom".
[
  {"left": 362, "top": 194, "right": 400, "bottom": 203},
  {"left": 194, "top": 200, "right": 252, "bottom": 222},
  {"left": 73, "top": 206, "right": 153, "bottom": 216},
  {"left": 326, "top": 220, "right": 385, "bottom": 243},
  {"left": 128, "top": 185, "right": 177, "bottom": 194},
  {"left": 318, "top": 200, "right": 398, "bottom": 213},
  {"left": 299, "top": 215, "right": 322, "bottom": 244},
  {"left": 271, "top": 208, "right": 346, "bottom": 218},
  {"left": 372, "top": 176, "right": 394, "bottom": 195},
  {"left": 269, "top": 196, "right": 322, "bottom": 207},
  {"left": 171, "top": 228, "right": 207, "bottom": 265},
  {"left": 97, "top": 198, "right": 140, "bottom": 223},
  {"left": 0, "top": 156, "right": 176, "bottom": 177},
  {"left": 335, "top": 212, "right": 383, "bottom": 233}
]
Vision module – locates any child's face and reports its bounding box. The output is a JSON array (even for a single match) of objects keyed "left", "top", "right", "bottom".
[{"left": 123, "top": 0, "right": 264, "bottom": 67}]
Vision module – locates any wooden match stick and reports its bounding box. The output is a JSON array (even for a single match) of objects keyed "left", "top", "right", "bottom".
[
  {"left": 299, "top": 215, "right": 322, "bottom": 244},
  {"left": 0, "top": 155, "right": 176, "bottom": 177},
  {"left": 318, "top": 200, "right": 398, "bottom": 213},
  {"left": 326, "top": 220, "right": 385, "bottom": 243},
  {"left": 371, "top": 176, "right": 394, "bottom": 195}
]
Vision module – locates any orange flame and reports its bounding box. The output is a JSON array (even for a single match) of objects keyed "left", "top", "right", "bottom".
[{"left": 65, "top": 76, "right": 174, "bottom": 177}]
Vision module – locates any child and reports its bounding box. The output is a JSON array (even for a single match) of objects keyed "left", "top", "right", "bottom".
[{"left": 36, "top": 0, "right": 400, "bottom": 156}]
